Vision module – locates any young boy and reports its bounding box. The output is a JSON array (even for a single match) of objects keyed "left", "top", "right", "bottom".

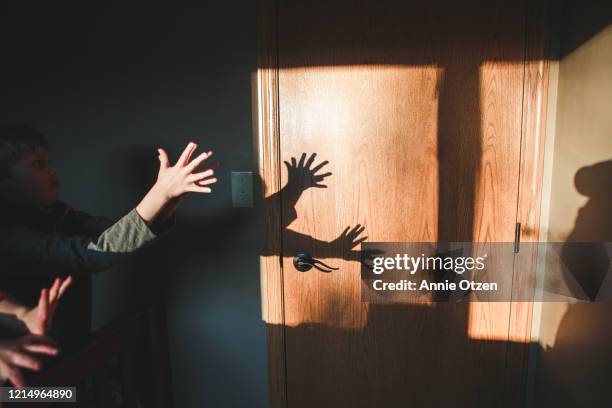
[{"left": 0, "top": 124, "right": 217, "bottom": 353}]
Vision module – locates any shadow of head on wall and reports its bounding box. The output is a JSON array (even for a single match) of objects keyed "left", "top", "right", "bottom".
[
  {"left": 538, "top": 159, "right": 612, "bottom": 407},
  {"left": 569, "top": 159, "right": 612, "bottom": 240},
  {"left": 560, "top": 159, "right": 612, "bottom": 300}
]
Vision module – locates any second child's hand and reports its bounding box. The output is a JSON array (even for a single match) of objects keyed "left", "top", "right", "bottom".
[
  {"left": 19, "top": 276, "right": 73, "bottom": 336},
  {"left": 135, "top": 142, "right": 218, "bottom": 224},
  {"left": 0, "top": 335, "right": 59, "bottom": 388}
]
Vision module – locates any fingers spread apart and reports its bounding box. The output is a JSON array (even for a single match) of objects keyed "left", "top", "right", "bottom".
[
  {"left": 185, "top": 150, "right": 213, "bottom": 173},
  {"left": 177, "top": 142, "right": 198, "bottom": 167}
]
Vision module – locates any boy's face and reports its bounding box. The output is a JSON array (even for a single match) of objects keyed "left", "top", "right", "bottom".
[{"left": 0, "top": 147, "right": 59, "bottom": 207}]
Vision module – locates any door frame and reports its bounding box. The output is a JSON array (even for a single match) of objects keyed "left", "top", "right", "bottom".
[{"left": 256, "top": 1, "right": 552, "bottom": 406}]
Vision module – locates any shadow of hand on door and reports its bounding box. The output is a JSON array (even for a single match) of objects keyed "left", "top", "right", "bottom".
[{"left": 262, "top": 152, "right": 380, "bottom": 271}]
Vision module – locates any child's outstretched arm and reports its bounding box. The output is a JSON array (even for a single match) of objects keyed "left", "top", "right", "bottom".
[
  {"left": 136, "top": 142, "right": 217, "bottom": 223},
  {"left": 0, "top": 142, "right": 217, "bottom": 278}
]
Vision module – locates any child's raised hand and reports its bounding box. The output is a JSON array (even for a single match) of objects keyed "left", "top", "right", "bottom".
[
  {"left": 21, "top": 276, "right": 73, "bottom": 336},
  {"left": 136, "top": 142, "right": 218, "bottom": 223},
  {"left": 155, "top": 142, "right": 217, "bottom": 198}
]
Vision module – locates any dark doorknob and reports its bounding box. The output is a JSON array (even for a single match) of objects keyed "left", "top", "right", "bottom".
[
  {"left": 293, "top": 252, "right": 315, "bottom": 272},
  {"left": 293, "top": 252, "right": 339, "bottom": 272}
]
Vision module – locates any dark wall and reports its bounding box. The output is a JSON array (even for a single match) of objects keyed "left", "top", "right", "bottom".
[{"left": 0, "top": 1, "right": 268, "bottom": 407}]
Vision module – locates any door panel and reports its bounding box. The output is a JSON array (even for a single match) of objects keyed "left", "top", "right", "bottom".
[{"left": 274, "top": 1, "right": 530, "bottom": 406}]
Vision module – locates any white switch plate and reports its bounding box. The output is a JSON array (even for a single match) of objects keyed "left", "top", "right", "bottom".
[{"left": 231, "top": 171, "right": 253, "bottom": 207}]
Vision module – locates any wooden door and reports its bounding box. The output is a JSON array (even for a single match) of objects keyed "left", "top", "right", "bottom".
[{"left": 258, "top": 1, "right": 550, "bottom": 407}]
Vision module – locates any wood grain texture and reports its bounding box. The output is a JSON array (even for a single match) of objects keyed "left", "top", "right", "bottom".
[
  {"left": 504, "top": 0, "right": 552, "bottom": 406},
  {"left": 257, "top": 0, "right": 287, "bottom": 407},
  {"left": 258, "top": 0, "right": 550, "bottom": 407}
]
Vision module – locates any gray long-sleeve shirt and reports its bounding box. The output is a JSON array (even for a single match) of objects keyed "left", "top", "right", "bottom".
[{"left": 0, "top": 200, "right": 174, "bottom": 352}]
